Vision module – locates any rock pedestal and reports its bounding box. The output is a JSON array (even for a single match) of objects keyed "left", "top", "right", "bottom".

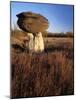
[{"left": 16, "top": 12, "right": 49, "bottom": 52}]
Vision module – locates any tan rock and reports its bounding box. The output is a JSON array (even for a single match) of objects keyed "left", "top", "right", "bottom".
[{"left": 16, "top": 12, "right": 49, "bottom": 33}]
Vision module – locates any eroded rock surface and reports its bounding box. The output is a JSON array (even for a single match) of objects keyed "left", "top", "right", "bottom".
[{"left": 17, "top": 12, "right": 49, "bottom": 33}]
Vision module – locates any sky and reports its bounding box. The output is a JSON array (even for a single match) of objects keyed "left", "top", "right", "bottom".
[{"left": 11, "top": 2, "right": 74, "bottom": 33}]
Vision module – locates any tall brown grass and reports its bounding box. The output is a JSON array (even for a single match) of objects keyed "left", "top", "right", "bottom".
[
  {"left": 11, "top": 29, "right": 74, "bottom": 98},
  {"left": 11, "top": 49, "right": 74, "bottom": 98}
]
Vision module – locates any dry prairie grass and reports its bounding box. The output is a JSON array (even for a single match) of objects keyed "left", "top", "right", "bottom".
[
  {"left": 11, "top": 49, "right": 74, "bottom": 98},
  {"left": 11, "top": 30, "right": 74, "bottom": 98}
]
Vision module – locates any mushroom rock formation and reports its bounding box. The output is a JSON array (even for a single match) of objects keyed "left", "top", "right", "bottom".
[
  {"left": 16, "top": 12, "right": 49, "bottom": 33},
  {"left": 16, "top": 12, "right": 49, "bottom": 52}
]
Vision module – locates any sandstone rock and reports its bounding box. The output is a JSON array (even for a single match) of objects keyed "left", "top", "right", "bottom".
[{"left": 16, "top": 12, "right": 49, "bottom": 33}]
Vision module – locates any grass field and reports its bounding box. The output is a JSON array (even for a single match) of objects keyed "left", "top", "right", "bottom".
[{"left": 11, "top": 31, "right": 74, "bottom": 98}]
